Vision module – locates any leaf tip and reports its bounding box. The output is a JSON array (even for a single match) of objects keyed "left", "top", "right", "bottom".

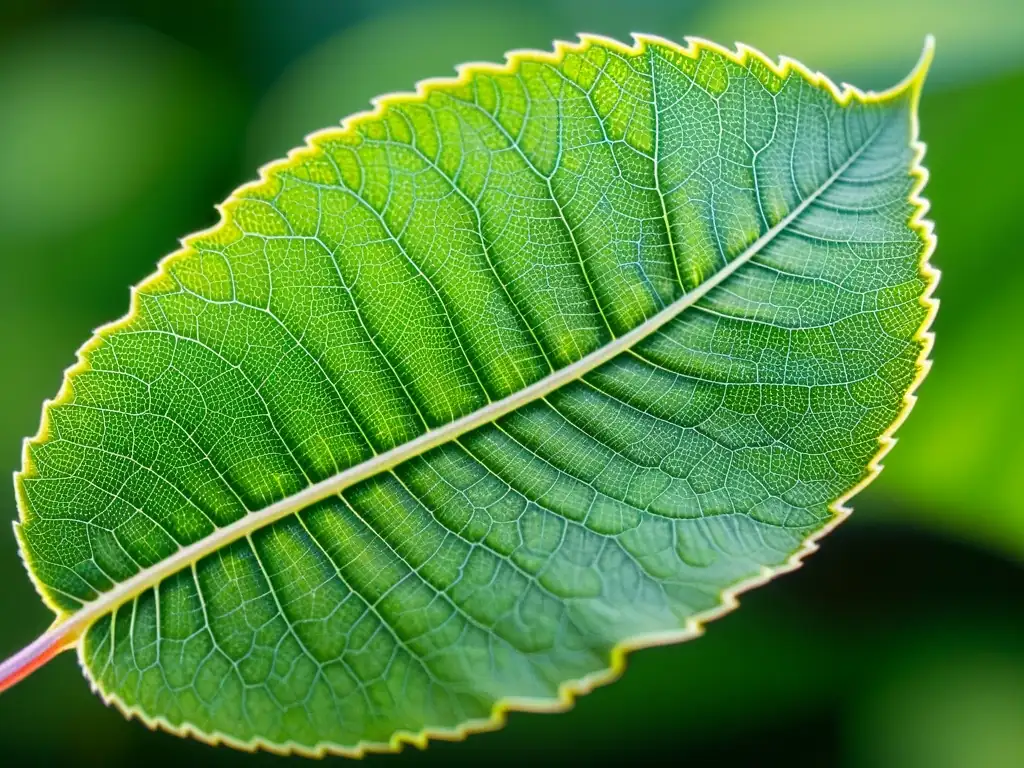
[{"left": 903, "top": 34, "right": 936, "bottom": 105}]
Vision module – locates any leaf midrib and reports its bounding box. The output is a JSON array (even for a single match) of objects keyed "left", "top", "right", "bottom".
[{"left": 50, "top": 116, "right": 889, "bottom": 641}]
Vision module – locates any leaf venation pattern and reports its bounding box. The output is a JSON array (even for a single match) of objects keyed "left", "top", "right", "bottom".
[{"left": 15, "top": 36, "right": 931, "bottom": 754}]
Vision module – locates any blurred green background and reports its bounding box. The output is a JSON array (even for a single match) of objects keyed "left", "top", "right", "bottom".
[{"left": 1, "top": 1, "right": 1022, "bottom": 765}]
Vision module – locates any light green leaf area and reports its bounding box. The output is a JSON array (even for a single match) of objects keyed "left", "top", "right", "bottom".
[{"left": 13, "top": 35, "right": 934, "bottom": 755}]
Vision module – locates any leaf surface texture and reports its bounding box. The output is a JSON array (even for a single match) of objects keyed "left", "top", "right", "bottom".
[{"left": 14, "top": 35, "right": 935, "bottom": 755}]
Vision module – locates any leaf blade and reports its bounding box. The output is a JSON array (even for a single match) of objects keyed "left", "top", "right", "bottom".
[{"left": 10, "top": 34, "right": 937, "bottom": 755}]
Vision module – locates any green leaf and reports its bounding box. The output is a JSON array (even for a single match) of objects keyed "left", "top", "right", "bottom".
[{"left": 2, "top": 34, "right": 936, "bottom": 755}]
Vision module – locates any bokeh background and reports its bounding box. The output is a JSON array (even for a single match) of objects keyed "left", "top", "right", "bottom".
[{"left": 1, "top": 1, "right": 1022, "bottom": 765}]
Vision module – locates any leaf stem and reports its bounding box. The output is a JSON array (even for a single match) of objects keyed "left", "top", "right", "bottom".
[{"left": 0, "top": 623, "right": 80, "bottom": 694}]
